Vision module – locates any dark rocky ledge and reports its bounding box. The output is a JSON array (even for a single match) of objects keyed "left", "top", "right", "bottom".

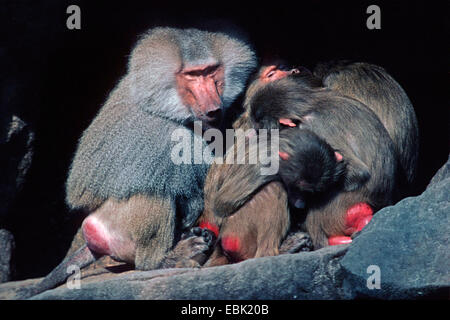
[{"left": 0, "top": 156, "right": 448, "bottom": 300}]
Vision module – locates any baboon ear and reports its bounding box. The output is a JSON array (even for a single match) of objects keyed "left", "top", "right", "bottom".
[
  {"left": 344, "top": 158, "right": 371, "bottom": 192},
  {"left": 334, "top": 151, "right": 343, "bottom": 162},
  {"left": 278, "top": 151, "right": 290, "bottom": 160}
]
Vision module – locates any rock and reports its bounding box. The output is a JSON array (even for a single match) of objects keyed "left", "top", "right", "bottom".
[
  {"left": 1, "top": 157, "right": 448, "bottom": 300},
  {"left": 0, "top": 278, "right": 41, "bottom": 300},
  {"left": 0, "top": 114, "right": 33, "bottom": 283},
  {"left": 0, "top": 230, "right": 15, "bottom": 283},
  {"left": 340, "top": 161, "right": 450, "bottom": 299},
  {"left": 427, "top": 154, "right": 450, "bottom": 189},
  {"left": 0, "top": 114, "right": 34, "bottom": 223},
  {"left": 0, "top": 259, "right": 134, "bottom": 300},
  {"left": 28, "top": 245, "right": 350, "bottom": 300}
]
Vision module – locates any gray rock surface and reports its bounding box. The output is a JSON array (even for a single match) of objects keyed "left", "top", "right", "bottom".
[
  {"left": 0, "top": 114, "right": 33, "bottom": 283},
  {"left": 340, "top": 163, "right": 450, "bottom": 299},
  {"left": 31, "top": 245, "right": 351, "bottom": 300},
  {"left": 0, "top": 114, "right": 34, "bottom": 222},
  {"left": 427, "top": 154, "right": 450, "bottom": 189},
  {"left": 1, "top": 156, "right": 448, "bottom": 300},
  {"left": 0, "top": 229, "right": 15, "bottom": 283}
]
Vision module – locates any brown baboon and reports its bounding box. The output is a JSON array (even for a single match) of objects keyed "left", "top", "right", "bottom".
[
  {"left": 198, "top": 127, "right": 346, "bottom": 266},
  {"left": 247, "top": 69, "right": 399, "bottom": 248},
  {"left": 314, "top": 61, "right": 419, "bottom": 189}
]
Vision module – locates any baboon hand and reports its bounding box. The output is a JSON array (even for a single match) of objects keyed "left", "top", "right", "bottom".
[{"left": 279, "top": 232, "right": 313, "bottom": 254}]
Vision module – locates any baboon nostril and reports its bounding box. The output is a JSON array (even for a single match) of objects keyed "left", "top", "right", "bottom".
[{"left": 206, "top": 109, "right": 222, "bottom": 119}]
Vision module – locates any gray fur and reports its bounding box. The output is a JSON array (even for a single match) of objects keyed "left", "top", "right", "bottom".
[
  {"left": 127, "top": 27, "right": 257, "bottom": 122},
  {"left": 66, "top": 99, "right": 208, "bottom": 226},
  {"left": 66, "top": 27, "right": 257, "bottom": 229}
]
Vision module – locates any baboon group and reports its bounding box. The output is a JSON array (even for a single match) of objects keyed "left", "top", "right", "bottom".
[{"left": 21, "top": 26, "right": 419, "bottom": 298}]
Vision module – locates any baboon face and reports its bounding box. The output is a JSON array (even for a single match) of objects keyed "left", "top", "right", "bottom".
[{"left": 176, "top": 63, "right": 226, "bottom": 128}]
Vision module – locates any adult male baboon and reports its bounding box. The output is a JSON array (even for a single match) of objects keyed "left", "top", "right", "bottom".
[{"left": 20, "top": 26, "right": 257, "bottom": 297}]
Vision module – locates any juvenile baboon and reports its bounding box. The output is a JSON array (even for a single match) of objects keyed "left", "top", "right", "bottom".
[
  {"left": 197, "top": 127, "right": 346, "bottom": 266},
  {"left": 247, "top": 70, "right": 399, "bottom": 248},
  {"left": 20, "top": 26, "right": 257, "bottom": 297}
]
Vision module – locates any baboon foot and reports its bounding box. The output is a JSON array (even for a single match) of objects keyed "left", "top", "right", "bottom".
[{"left": 161, "top": 227, "right": 216, "bottom": 268}]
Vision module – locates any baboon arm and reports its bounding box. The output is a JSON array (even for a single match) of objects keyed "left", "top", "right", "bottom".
[{"left": 211, "top": 163, "right": 275, "bottom": 218}]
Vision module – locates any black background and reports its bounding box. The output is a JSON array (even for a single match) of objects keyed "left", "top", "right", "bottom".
[{"left": 0, "top": 0, "right": 448, "bottom": 280}]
